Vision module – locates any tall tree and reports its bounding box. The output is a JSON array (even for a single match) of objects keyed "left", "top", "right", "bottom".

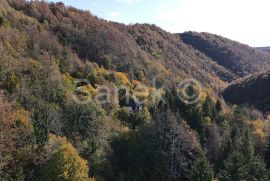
[
  {"left": 0, "top": 91, "right": 16, "bottom": 178},
  {"left": 206, "top": 123, "right": 222, "bottom": 168},
  {"left": 153, "top": 108, "right": 201, "bottom": 180},
  {"left": 202, "top": 95, "right": 216, "bottom": 119},
  {"left": 219, "top": 151, "right": 248, "bottom": 181},
  {"left": 190, "top": 155, "right": 214, "bottom": 181},
  {"left": 0, "top": 91, "right": 34, "bottom": 180},
  {"left": 265, "top": 139, "right": 270, "bottom": 168},
  {"left": 38, "top": 142, "right": 94, "bottom": 181},
  {"left": 248, "top": 157, "right": 268, "bottom": 181},
  {"left": 215, "top": 99, "right": 222, "bottom": 113}
]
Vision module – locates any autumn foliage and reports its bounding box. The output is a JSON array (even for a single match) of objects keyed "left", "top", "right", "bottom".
[{"left": 0, "top": 0, "right": 270, "bottom": 180}]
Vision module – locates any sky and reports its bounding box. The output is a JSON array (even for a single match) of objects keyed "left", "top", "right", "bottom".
[{"left": 48, "top": 0, "right": 270, "bottom": 47}]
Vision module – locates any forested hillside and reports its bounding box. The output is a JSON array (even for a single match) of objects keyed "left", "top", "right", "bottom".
[
  {"left": 181, "top": 31, "right": 270, "bottom": 77},
  {"left": 8, "top": 0, "right": 242, "bottom": 89},
  {"left": 224, "top": 70, "right": 270, "bottom": 112},
  {"left": 1, "top": 0, "right": 270, "bottom": 181},
  {"left": 257, "top": 47, "right": 270, "bottom": 54}
]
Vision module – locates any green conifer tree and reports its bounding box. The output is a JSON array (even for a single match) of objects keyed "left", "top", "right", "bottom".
[
  {"left": 219, "top": 151, "right": 248, "bottom": 181},
  {"left": 190, "top": 155, "right": 214, "bottom": 181}
]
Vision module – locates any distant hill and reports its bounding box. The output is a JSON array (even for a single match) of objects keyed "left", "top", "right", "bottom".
[
  {"left": 257, "top": 47, "right": 270, "bottom": 54},
  {"left": 223, "top": 70, "right": 270, "bottom": 112},
  {"left": 180, "top": 32, "right": 270, "bottom": 77}
]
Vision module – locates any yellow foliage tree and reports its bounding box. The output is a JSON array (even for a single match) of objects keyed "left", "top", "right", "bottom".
[
  {"left": 62, "top": 73, "right": 74, "bottom": 93},
  {"left": 77, "top": 85, "right": 97, "bottom": 97},
  {"left": 255, "top": 129, "right": 265, "bottom": 140},
  {"left": 203, "top": 117, "right": 212, "bottom": 128},
  {"left": 38, "top": 142, "right": 95, "bottom": 181},
  {"left": 251, "top": 119, "right": 266, "bottom": 154},
  {"left": 115, "top": 72, "right": 129, "bottom": 85},
  {"left": 252, "top": 119, "right": 265, "bottom": 130},
  {"left": 14, "top": 109, "right": 33, "bottom": 132},
  {"left": 252, "top": 119, "right": 266, "bottom": 142}
]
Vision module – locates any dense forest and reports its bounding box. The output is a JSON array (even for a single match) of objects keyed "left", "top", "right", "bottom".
[
  {"left": 181, "top": 32, "right": 270, "bottom": 77},
  {"left": 1, "top": 0, "right": 270, "bottom": 180},
  {"left": 257, "top": 47, "right": 270, "bottom": 54},
  {"left": 224, "top": 70, "right": 270, "bottom": 113}
]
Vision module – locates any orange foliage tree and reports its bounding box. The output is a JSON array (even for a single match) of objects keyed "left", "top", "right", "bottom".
[{"left": 0, "top": 91, "right": 16, "bottom": 177}]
